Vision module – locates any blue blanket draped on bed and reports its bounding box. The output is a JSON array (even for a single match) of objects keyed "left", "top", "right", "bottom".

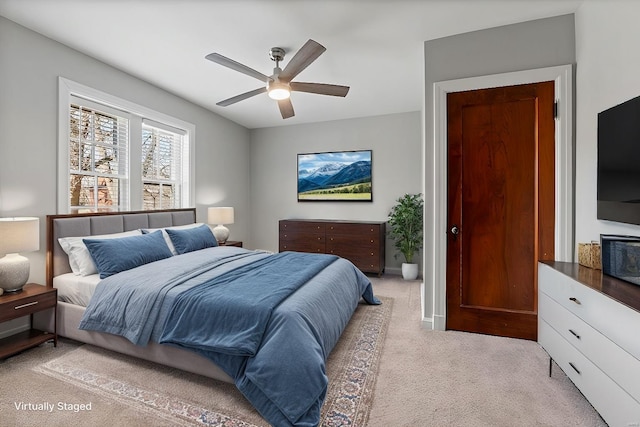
[
  {"left": 159, "top": 251, "right": 339, "bottom": 356},
  {"left": 79, "top": 247, "right": 380, "bottom": 427}
]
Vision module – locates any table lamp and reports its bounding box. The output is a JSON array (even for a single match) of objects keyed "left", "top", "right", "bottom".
[
  {"left": 0, "top": 217, "right": 40, "bottom": 293},
  {"left": 208, "top": 207, "right": 234, "bottom": 244}
]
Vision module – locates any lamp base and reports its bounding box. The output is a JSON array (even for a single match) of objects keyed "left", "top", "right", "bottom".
[
  {"left": 0, "top": 253, "right": 30, "bottom": 293},
  {"left": 212, "top": 224, "right": 230, "bottom": 244}
]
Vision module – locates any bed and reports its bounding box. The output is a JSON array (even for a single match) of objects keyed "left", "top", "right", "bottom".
[{"left": 38, "top": 208, "right": 380, "bottom": 426}]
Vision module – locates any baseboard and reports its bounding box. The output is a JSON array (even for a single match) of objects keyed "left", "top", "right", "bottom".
[
  {"left": 384, "top": 266, "right": 402, "bottom": 276},
  {"left": 0, "top": 317, "right": 30, "bottom": 340}
]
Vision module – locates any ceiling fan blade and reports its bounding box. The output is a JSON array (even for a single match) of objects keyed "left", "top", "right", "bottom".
[
  {"left": 205, "top": 53, "right": 270, "bottom": 83},
  {"left": 278, "top": 98, "right": 295, "bottom": 119},
  {"left": 290, "top": 82, "right": 350, "bottom": 97},
  {"left": 279, "top": 39, "right": 326, "bottom": 82},
  {"left": 216, "top": 87, "right": 267, "bottom": 107}
]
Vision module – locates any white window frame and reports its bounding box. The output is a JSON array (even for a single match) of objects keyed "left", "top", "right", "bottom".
[{"left": 58, "top": 77, "right": 195, "bottom": 213}]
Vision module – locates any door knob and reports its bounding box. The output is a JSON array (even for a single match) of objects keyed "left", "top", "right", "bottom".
[{"left": 450, "top": 225, "right": 459, "bottom": 240}]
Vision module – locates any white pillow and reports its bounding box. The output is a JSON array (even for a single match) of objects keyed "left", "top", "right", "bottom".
[
  {"left": 58, "top": 230, "right": 143, "bottom": 276},
  {"left": 141, "top": 223, "right": 203, "bottom": 255}
]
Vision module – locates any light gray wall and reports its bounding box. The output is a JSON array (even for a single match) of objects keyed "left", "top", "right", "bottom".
[
  {"left": 574, "top": 1, "right": 640, "bottom": 242},
  {"left": 423, "top": 14, "right": 576, "bottom": 322},
  {"left": 0, "top": 16, "right": 251, "bottom": 289},
  {"left": 249, "top": 112, "right": 422, "bottom": 272}
]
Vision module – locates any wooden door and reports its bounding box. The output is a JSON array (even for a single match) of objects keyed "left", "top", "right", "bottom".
[{"left": 446, "top": 82, "right": 555, "bottom": 340}]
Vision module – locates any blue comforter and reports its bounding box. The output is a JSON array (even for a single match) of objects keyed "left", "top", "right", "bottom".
[{"left": 79, "top": 247, "right": 379, "bottom": 426}]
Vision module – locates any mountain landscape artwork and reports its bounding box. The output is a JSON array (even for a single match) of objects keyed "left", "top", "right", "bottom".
[{"left": 297, "top": 150, "right": 372, "bottom": 201}]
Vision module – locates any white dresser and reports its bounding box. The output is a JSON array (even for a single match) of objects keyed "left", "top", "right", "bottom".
[{"left": 538, "top": 261, "right": 640, "bottom": 426}]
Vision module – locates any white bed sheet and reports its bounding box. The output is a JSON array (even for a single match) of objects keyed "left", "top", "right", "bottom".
[{"left": 54, "top": 273, "right": 101, "bottom": 307}]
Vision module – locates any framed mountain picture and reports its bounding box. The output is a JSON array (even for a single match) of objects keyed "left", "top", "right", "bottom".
[{"left": 297, "top": 150, "right": 372, "bottom": 201}]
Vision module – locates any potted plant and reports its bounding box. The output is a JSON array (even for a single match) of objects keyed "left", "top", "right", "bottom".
[{"left": 388, "top": 193, "right": 423, "bottom": 280}]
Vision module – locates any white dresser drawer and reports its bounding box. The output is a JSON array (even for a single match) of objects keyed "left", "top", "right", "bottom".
[
  {"left": 539, "top": 292, "right": 640, "bottom": 401},
  {"left": 539, "top": 319, "right": 640, "bottom": 426},
  {"left": 539, "top": 263, "right": 640, "bottom": 360}
]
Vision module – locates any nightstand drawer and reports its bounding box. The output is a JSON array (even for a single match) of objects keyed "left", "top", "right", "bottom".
[
  {"left": 0, "top": 290, "right": 56, "bottom": 322},
  {"left": 0, "top": 293, "right": 57, "bottom": 321}
]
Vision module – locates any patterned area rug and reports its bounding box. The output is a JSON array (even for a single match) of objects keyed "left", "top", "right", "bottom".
[{"left": 34, "top": 297, "right": 392, "bottom": 426}]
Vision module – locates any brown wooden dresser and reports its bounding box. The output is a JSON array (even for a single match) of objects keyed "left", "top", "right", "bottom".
[{"left": 279, "top": 219, "right": 385, "bottom": 276}]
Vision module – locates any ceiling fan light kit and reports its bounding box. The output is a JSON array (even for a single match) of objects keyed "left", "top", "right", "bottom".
[
  {"left": 205, "top": 39, "right": 349, "bottom": 119},
  {"left": 267, "top": 81, "right": 291, "bottom": 100}
]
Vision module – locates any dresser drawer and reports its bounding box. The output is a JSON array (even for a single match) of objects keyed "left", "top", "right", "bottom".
[
  {"left": 326, "top": 222, "right": 381, "bottom": 237},
  {"left": 279, "top": 239, "right": 324, "bottom": 253},
  {"left": 540, "top": 292, "right": 640, "bottom": 401},
  {"left": 539, "top": 319, "right": 640, "bottom": 426},
  {"left": 539, "top": 263, "right": 640, "bottom": 360},
  {"left": 326, "top": 234, "right": 379, "bottom": 250},
  {"left": 279, "top": 221, "right": 325, "bottom": 235}
]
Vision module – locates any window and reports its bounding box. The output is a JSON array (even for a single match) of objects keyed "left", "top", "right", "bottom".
[
  {"left": 141, "top": 120, "right": 187, "bottom": 210},
  {"left": 68, "top": 101, "right": 129, "bottom": 212},
  {"left": 58, "top": 78, "right": 194, "bottom": 213}
]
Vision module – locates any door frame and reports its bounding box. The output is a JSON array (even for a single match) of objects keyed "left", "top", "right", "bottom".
[{"left": 426, "top": 65, "right": 574, "bottom": 330}]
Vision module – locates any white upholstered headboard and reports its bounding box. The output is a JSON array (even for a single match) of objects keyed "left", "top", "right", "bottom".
[{"left": 46, "top": 208, "right": 196, "bottom": 288}]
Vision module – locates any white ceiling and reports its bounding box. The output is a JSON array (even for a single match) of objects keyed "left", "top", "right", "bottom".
[{"left": 0, "top": 0, "right": 582, "bottom": 129}]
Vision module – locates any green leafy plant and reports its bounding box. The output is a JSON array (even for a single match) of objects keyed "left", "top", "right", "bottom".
[{"left": 388, "top": 193, "right": 424, "bottom": 263}]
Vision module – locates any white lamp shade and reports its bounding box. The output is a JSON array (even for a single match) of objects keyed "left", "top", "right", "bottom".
[
  {"left": 0, "top": 217, "right": 39, "bottom": 255},
  {"left": 208, "top": 207, "right": 234, "bottom": 225}
]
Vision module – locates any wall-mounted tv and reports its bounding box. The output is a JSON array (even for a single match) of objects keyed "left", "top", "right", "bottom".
[
  {"left": 297, "top": 150, "right": 372, "bottom": 201},
  {"left": 597, "top": 95, "right": 640, "bottom": 225}
]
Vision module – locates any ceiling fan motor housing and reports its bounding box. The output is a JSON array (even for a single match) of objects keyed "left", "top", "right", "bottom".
[{"left": 269, "top": 47, "right": 286, "bottom": 63}]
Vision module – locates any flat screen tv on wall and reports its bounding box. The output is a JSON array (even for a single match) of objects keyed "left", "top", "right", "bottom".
[
  {"left": 297, "top": 150, "right": 372, "bottom": 201},
  {"left": 597, "top": 95, "right": 640, "bottom": 225}
]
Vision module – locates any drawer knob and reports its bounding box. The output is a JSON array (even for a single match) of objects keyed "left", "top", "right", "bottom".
[
  {"left": 568, "top": 329, "right": 581, "bottom": 340},
  {"left": 15, "top": 301, "right": 39, "bottom": 310},
  {"left": 569, "top": 297, "right": 581, "bottom": 305}
]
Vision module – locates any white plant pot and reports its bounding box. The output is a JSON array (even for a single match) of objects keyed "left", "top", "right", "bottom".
[{"left": 401, "top": 263, "right": 419, "bottom": 280}]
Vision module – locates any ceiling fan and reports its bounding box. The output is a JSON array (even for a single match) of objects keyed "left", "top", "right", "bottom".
[{"left": 205, "top": 39, "right": 350, "bottom": 119}]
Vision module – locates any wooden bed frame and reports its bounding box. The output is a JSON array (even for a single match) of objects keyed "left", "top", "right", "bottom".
[{"left": 35, "top": 208, "right": 233, "bottom": 383}]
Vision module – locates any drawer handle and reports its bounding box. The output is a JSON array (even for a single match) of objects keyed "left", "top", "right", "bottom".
[
  {"left": 568, "top": 329, "right": 581, "bottom": 340},
  {"left": 568, "top": 362, "right": 581, "bottom": 375},
  {"left": 15, "top": 301, "right": 39, "bottom": 310},
  {"left": 569, "top": 297, "right": 581, "bottom": 305}
]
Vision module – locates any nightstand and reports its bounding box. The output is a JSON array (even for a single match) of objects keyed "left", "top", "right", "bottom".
[
  {"left": 0, "top": 283, "right": 57, "bottom": 359},
  {"left": 220, "top": 241, "right": 243, "bottom": 248}
]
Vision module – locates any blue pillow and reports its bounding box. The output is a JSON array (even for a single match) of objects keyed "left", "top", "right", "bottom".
[
  {"left": 165, "top": 224, "right": 218, "bottom": 254},
  {"left": 83, "top": 231, "right": 173, "bottom": 279}
]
